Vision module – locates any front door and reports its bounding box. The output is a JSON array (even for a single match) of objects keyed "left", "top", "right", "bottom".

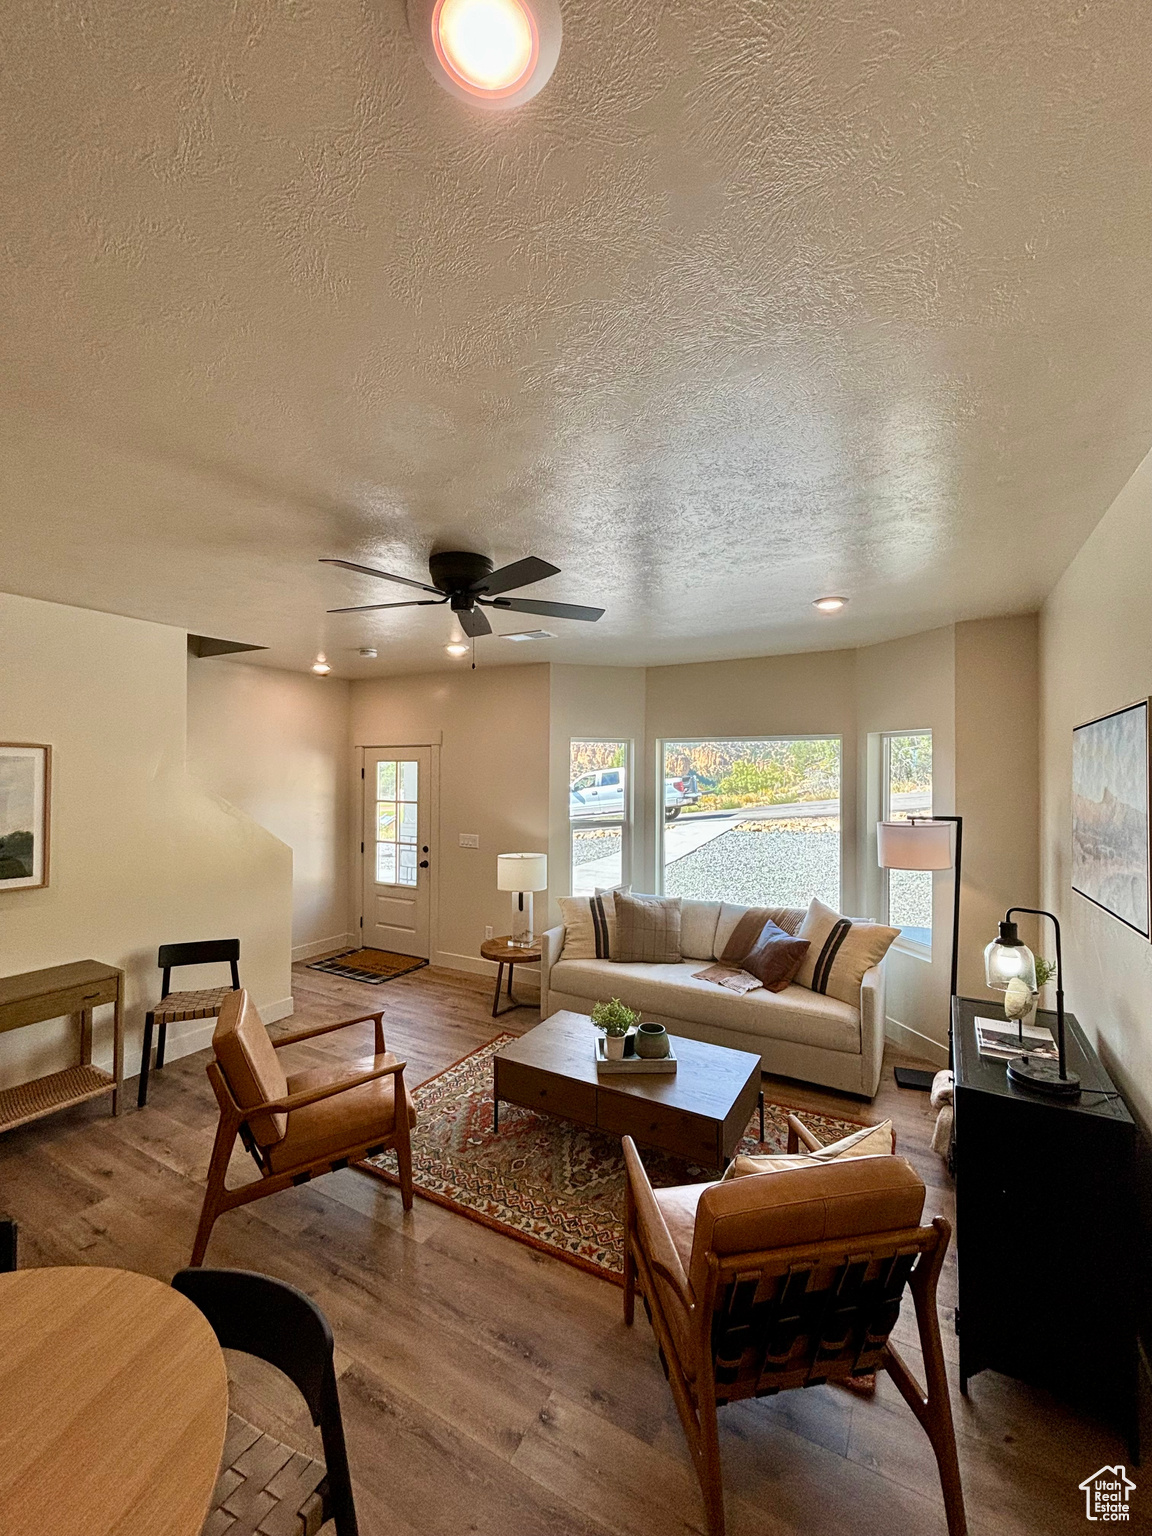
[{"left": 362, "top": 748, "right": 431, "bottom": 958}]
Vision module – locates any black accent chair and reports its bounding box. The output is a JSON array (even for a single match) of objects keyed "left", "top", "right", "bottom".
[
  {"left": 138, "top": 938, "right": 241, "bottom": 1108},
  {"left": 172, "top": 1267, "right": 359, "bottom": 1536}
]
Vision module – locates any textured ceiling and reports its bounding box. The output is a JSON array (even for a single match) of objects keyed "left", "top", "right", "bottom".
[{"left": 2, "top": 0, "right": 1151, "bottom": 676}]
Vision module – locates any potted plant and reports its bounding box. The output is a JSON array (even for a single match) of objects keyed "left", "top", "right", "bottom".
[{"left": 591, "top": 997, "right": 639, "bottom": 1059}]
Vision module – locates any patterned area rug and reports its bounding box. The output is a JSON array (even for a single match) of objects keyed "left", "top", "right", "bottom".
[
  {"left": 359, "top": 1034, "right": 871, "bottom": 1284},
  {"left": 307, "top": 948, "right": 428, "bottom": 983}
]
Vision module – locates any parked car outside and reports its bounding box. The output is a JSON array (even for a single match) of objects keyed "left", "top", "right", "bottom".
[{"left": 569, "top": 769, "right": 699, "bottom": 822}]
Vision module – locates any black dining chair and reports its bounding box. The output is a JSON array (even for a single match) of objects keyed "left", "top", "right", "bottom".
[
  {"left": 138, "top": 939, "right": 241, "bottom": 1107},
  {"left": 172, "top": 1267, "right": 359, "bottom": 1536}
]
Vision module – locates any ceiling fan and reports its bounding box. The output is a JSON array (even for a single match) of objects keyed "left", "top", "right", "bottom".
[{"left": 320, "top": 551, "right": 605, "bottom": 638}]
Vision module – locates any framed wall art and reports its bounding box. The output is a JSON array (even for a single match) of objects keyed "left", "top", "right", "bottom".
[
  {"left": 1072, "top": 700, "right": 1150, "bottom": 938},
  {"left": 0, "top": 743, "right": 51, "bottom": 891}
]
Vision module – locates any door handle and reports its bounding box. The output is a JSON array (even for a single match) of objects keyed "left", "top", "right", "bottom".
[{"left": 419, "top": 860, "right": 430, "bottom": 868}]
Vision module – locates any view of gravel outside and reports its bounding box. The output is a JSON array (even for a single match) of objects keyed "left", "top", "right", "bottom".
[
  {"left": 887, "top": 867, "right": 933, "bottom": 932},
  {"left": 664, "top": 819, "right": 841, "bottom": 909}
]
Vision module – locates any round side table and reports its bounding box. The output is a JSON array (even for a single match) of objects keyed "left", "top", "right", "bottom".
[{"left": 481, "top": 936, "right": 542, "bottom": 1018}]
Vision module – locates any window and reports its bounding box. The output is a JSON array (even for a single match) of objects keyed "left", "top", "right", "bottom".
[
  {"left": 375, "top": 758, "right": 419, "bottom": 887},
  {"left": 570, "top": 740, "right": 630, "bottom": 895},
  {"left": 660, "top": 738, "right": 841, "bottom": 908},
  {"left": 883, "top": 731, "right": 933, "bottom": 946}
]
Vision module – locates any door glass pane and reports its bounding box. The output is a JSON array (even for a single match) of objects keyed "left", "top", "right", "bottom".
[
  {"left": 377, "top": 761, "right": 396, "bottom": 798},
  {"left": 377, "top": 804, "right": 397, "bottom": 841},
  {"left": 399, "top": 760, "right": 419, "bottom": 802},
  {"left": 376, "top": 844, "right": 396, "bottom": 883},
  {"left": 399, "top": 802, "right": 418, "bottom": 841},
  {"left": 394, "top": 759, "right": 419, "bottom": 886},
  {"left": 662, "top": 738, "right": 841, "bottom": 907}
]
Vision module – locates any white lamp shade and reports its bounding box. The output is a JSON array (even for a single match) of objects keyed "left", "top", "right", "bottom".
[
  {"left": 497, "top": 852, "right": 548, "bottom": 892},
  {"left": 876, "top": 819, "right": 954, "bottom": 872}
]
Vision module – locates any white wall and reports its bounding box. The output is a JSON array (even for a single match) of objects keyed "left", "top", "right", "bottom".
[
  {"left": 0, "top": 594, "right": 293, "bottom": 1089},
  {"left": 1040, "top": 450, "right": 1152, "bottom": 1127},
  {"left": 350, "top": 665, "right": 551, "bottom": 978},
  {"left": 187, "top": 657, "right": 352, "bottom": 960}
]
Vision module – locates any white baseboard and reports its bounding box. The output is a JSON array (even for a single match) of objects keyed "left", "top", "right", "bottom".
[
  {"left": 292, "top": 933, "right": 357, "bottom": 962},
  {"left": 434, "top": 949, "right": 541, "bottom": 998},
  {"left": 885, "top": 1015, "right": 949, "bottom": 1065}
]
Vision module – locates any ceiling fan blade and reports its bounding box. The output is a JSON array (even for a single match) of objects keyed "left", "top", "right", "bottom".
[
  {"left": 470, "top": 556, "right": 560, "bottom": 596},
  {"left": 320, "top": 558, "right": 440, "bottom": 595},
  {"left": 482, "top": 596, "right": 605, "bottom": 622},
  {"left": 327, "top": 599, "right": 447, "bottom": 614},
  {"left": 457, "top": 605, "right": 492, "bottom": 638}
]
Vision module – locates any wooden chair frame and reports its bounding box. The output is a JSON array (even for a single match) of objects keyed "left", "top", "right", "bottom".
[
  {"left": 623, "top": 1126, "right": 966, "bottom": 1536},
  {"left": 191, "top": 1010, "right": 413, "bottom": 1266}
]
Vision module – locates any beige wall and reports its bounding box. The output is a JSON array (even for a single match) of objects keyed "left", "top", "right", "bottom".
[
  {"left": 350, "top": 665, "right": 551, "bottom": 976},
  {"left": 1040, "top": 451, "right": 1152, "bottom": 1126},
  {"left": 0, "top": 594, "right": 293, "bottom": 1089},
  {"left": 187, "top": 658, "right": 353, "bottom": 959}
]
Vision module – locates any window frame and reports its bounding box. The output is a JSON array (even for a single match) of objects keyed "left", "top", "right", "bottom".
[
  {"left": 568, "top": 738, "right": 633, "bottom": 896},
  {"left": 656, "top": 734, "right": 843, "bottom": 910},
  {"left": 881, "top": 729, "right": 933, "bottom": 956}
]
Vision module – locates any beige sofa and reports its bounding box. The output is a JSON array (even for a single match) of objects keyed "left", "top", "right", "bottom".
[{"left": 540, "top": 899, "right": 885, "bottom": 1098}]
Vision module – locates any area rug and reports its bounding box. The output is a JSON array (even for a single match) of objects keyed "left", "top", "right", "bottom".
[
  {"left": 359, "top": 1035, "right": 871, "bottom": 1284},
  {"left": 307, "top": 948, "right": 428, "bottom": 984}
]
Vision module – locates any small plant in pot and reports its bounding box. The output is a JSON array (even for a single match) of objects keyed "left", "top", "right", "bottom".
[{"left": 591, "top": 997, "right": 639, "bottom": 1059}]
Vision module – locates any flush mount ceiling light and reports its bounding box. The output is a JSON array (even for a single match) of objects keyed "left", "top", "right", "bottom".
[
  {"left": 409, "top": 0, "right": 561, "bottom": 110},
  {"left": 312, "top": 655, "right": 331, "bottom": 675},
  {"left": 813, "top": 596, "right": 848, "bottom": 613},
  {"left": 445, "top": 642, "right": 471, "bottom": 657}
]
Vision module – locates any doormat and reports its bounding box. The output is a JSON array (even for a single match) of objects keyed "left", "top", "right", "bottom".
[
  {"left": 359, "top": 1035, "right": 871, "bottom": 1284},
  {"left": 307, "top": 948, "right": 429, "bottom": 984}
]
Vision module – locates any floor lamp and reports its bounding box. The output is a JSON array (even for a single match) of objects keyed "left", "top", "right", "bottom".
[{"left": 876, "top": 815, "right": 963, "bottom": 1091}]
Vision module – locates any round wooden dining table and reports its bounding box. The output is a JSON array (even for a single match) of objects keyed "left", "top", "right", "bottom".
[{"left": 0, "top": 1265, "right": 228, "bottom": 1536}]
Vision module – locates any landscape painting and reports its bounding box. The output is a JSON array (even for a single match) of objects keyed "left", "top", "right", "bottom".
[
  {"left": 1072, "top": 702, "right": 1150, "bottom": 937},
  {"left": 0, "top": 744, "right": 51, "bottom": 890}
]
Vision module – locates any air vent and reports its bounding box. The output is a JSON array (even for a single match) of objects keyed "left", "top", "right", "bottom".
[{"left": 499, "top": 629, "right": 556, "bottom": 643}]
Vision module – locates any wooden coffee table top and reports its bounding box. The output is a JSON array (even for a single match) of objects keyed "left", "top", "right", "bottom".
[{"left": 496, "top": 1010, "right": 760, "bottom": 1122}]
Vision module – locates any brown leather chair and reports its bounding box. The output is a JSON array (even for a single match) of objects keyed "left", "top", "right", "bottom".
[
  {"left": 623, "top": 1133, "right": 966, "bottom": 1536},
  {"left": 190, "top": 990, "right": 415, "bottom": 1266}
]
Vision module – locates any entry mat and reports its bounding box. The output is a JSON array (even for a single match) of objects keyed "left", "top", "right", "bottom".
[{"left": 307, "top": 948, "right": 429, "bottom": 984}]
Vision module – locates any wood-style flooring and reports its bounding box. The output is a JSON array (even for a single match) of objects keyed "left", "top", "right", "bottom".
[{"left": 0, "top": 962, "right": 1146, "bottom": 1535}]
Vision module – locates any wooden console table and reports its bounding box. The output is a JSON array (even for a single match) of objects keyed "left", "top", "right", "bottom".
[{"left": 0, "top": 960, "right": 124, "bottom": 1132}]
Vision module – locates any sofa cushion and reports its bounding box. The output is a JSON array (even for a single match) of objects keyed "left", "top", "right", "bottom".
[
  {"left": 614, "top": 892, "right": 682, "bottom": 963},
  {"left": 557, "top": 892, "right": 619, "bottom": 960},
  {"left": 548, "top": 957, "right": 861, "bottom": 1054},
  {"left": 794, "top": 898, "right": 900, "bottom": 1006},
  {"left": 714, "top": 903, "right": 804, "bottom": 958},
  {"left": 679, "top": 900, "right": 722, "bottom": 960}
]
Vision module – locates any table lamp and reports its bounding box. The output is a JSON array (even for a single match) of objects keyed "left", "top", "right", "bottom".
[
  {"left": 497, "top": 853, "right": 548, "bottom": 947},
  {"left": 876, "top": 816, "right": 963, "bottom": 1091},
  {"left": 984, "top": 906, "right": 1079, "bottom": 1097}
]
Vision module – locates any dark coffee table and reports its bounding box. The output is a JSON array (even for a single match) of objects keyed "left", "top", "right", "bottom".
[{"left": 492, "top": 1010, "right": 763, "bottom": 1167}]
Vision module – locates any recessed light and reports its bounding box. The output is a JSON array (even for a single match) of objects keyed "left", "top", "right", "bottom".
[
  {"left": 312, "top": 655, "right": 331, "bottom": 675},
  {"left": 445, "top": 643, "right": 470, "bottom": 657},
  {"left": 409, "top": 0, "right": 561, "bottom": 110},
  {"left": 500, "top": 629, "right": 556, "bottom": 642},
  {"left": 813, "top": 596, "right": 848, "bottom": 613},
  {"left": 358, "top": 647, "right": 378, "bottom": 659}
]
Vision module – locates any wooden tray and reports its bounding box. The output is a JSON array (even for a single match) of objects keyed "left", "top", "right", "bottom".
[{"left": 595, "top": 1035, "right": 677, "bottom": 1074}]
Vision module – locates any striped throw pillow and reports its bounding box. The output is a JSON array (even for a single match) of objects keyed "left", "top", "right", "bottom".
[
  {"left": 558, "top": 892, "right": 619, "bottom": 960},
  {"left": 793, "top": 898, "right": 899, "bottom": 1006}
]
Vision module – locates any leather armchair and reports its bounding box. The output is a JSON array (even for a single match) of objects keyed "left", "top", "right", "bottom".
[{"left": 190, "top": 990, "right": 415, "bottom": 1265}]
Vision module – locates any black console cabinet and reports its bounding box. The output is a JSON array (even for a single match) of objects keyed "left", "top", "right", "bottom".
[{"left": 952, "top": 995, "right": 1138, "bottom": 1457}]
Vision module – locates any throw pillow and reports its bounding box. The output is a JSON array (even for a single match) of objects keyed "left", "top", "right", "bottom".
[
  {"left": 793, "top": 897, "right": 899, "bottom": 1006},
  {"left": 739, "top": 920, "right": 810, "bottom": 992},
  {"left": 722, "top": 1118, "right": 895, "bottom": 1180},
  {"left": 613, "top": 891, "right": 683, "bottom": 964},
  {"left": 557, "top": 892, "right": 619, "bottom": 960},
  {"left": 715, "top": 904, "right": 802, "bottom": 961}
]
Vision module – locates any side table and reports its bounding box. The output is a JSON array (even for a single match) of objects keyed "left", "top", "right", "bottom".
[{"left": 480, "top": 936, "right": 541, "bottom": 1018}]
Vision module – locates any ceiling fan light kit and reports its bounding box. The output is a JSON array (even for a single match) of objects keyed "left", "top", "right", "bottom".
[
  {"left": 408, "top": 0, "right": 562, "bottom": 111},
  {"left": 320, "top": 550, "right": 605, "bottom": 657}
]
